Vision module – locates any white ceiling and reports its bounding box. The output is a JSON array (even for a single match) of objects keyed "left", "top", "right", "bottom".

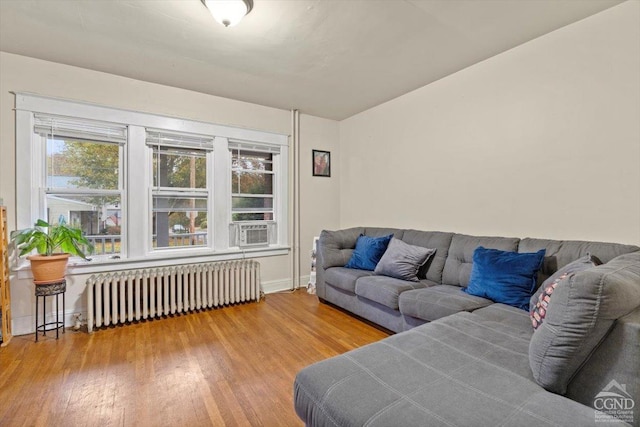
[{"left": 0, "top": 0, "right": 624, "bottom": 120}]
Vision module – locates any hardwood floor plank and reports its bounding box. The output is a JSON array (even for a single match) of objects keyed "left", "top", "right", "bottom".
[{"left": 0, "top": 290, "right": 388, "bottom": 426}]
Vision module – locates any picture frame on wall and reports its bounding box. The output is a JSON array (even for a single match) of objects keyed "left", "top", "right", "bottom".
[{"left": 312, "top": 149, "right": 331, "bottom": 177}]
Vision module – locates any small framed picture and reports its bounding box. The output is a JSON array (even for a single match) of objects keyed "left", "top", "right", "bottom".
[{"left": 312, "top": 149, "right": 331, "bottom": 177}]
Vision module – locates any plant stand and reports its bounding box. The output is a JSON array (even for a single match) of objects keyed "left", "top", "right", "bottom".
[{"left": 35, "top": 279, "right": 66, "bottom": 341}]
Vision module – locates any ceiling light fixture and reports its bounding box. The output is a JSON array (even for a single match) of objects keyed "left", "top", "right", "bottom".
[{"left": 201, "top": 0, "right": 254, "bottom": 27}]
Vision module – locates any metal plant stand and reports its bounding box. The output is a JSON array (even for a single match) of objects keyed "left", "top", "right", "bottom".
[{"left": 35, "top": 279, "right": 66, "bottom": 341}]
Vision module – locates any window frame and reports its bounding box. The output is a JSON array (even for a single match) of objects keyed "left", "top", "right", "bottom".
[{"left": 14, "top": 93, "right": 289, "bottom": 277}]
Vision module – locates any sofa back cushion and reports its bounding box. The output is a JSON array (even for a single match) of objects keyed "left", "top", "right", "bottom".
[
  {"left": 400, "top": 230, "right": 454, "bottom": 283},
  {"left": 529, "top": 251, "right": 640, "bottom": 394},
  {"left": 319, "top": 228, "right": 365, "bottom": 269},
  {"left": 518, "top": 238, "right": 640, "bottom": 290},
  {"left": 442, "top": 234, "right": 520, "bottom": 287}
]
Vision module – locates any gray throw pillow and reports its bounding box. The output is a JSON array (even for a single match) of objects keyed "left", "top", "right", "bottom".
[
  {"left": 374, "top": 238, "right": 436, "bottom": 282},
  {"left": 529, "top": 251, "right": 640, "bottom": 394}
]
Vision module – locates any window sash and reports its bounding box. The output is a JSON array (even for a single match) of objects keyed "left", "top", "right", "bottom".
[
  {"left": 152, "top": 148, "right": 208, "bottom": 190},
  {"left": 45, "top": 192, "right": 124, "bottom": 257},
  {"left": 45, "top": 136, "right": 124, "bottom": 191}
]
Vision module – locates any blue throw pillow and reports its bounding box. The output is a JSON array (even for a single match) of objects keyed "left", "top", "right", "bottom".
[
  {"left": 344, "top": 234, "right": 393, "bottom": 271},
  {"left": 464, "top": 246, "right": 546, "bottom": 311}
]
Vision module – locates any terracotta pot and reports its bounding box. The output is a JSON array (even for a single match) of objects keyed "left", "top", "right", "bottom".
[{"left": 27, "top": 253, "right": 70, "bottom": 284}]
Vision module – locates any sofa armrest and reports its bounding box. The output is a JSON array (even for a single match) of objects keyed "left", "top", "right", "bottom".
[
  {"left": 566, "top": 307, "right": 640, "bottom": 420},
  {"left": 316, "top": 228, "right": 363, "bottom": 299}
]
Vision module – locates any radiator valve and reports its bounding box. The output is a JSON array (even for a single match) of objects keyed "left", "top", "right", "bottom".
[{"left": 72, "top": 313, "right": 83, "bottom": 331}]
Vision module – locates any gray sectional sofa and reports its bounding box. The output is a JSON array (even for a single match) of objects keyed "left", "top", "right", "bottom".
[{"left": 294, "top": 227, "right": 640, "bottom": 426}]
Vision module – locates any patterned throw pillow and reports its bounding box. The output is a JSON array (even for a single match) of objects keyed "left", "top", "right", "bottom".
[
  {"left": 529, "top": 253, "right": 602, "bottom": 320},
  {"left": 531, "top": 273, "right": 568, "bottom": 329}
]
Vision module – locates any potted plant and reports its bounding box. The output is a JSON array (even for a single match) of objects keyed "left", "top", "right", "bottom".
[{"left": 11, "top": 219, "right": 94, "bottom": 284}]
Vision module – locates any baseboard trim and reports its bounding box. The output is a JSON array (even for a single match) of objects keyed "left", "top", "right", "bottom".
[
  {"left": 12, "top": 309, "right": 82, "bottom": 337},
  {"left": 11, "top": 275, "right": 312, "bottom": 336},
  {"left": 261, "top": 275, "right": 310, "bottom": 294}
]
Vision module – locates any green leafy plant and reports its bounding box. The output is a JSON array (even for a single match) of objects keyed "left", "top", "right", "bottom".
[{"left": 11, "top": 219, "right": 94, "bottom": 259}]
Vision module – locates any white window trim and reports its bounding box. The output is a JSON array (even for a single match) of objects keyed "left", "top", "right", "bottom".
[{"left": 14, "top": 92, "right": 289, "bottom": 277}]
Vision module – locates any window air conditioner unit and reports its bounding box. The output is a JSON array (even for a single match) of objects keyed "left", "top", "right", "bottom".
[{"left": 239, "top": 223, "right": 269, "bottom": 247}]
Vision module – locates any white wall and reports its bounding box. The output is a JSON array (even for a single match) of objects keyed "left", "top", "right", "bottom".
[
  {"left": 339, "top": 1, "right": 640, "bottom": 246},
  {"left": 299, "top": 114, "right": 341, "bottom": 275},
  {"left": 0, "top": 52, "right": 340, "bottom": 334}
]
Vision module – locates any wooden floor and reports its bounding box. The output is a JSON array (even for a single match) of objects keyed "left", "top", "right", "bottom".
[{"left": 0, "top": 290, "right": 388, "bottom": 427}]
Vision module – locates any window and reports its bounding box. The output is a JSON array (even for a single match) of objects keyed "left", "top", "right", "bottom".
[
  {"left": 35, "top": 114, "right": 126, "bottom": 257},
  {"left": 15, "top": 93, "right": 289, "bottom": 272},
  {"left": 146, "top": 130, "right": 212, "bottom": 251},
  {"left": 231, "top": 147, "right": 274, "bottom": 221}
]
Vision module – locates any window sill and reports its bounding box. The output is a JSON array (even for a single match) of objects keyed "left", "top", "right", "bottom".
[{"left": 13, "top": 246, "right": 290, "bottom": 280}]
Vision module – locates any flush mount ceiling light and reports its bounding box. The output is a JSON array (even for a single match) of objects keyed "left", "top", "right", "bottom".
[{"left": 201, "top": 0, "right": 254, "bottom": 27}]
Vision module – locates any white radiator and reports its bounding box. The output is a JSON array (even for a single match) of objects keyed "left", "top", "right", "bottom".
[{"left": 86, "top": 260, "right": 261, "bottom": 333}]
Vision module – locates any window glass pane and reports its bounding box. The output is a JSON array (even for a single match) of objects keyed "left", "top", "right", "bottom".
[
  {"left": 231, "top": 171, "right": 273, "bottom": 195},
  {"left": 153, "top": 147, "right": 206, "bottom": 188},
  {"left": 46, "top": 138, "right": 119, "bottom": 190},
  {"left": 46, "top": 194, "right": 122, "bottom": 256},
  {"left": 232, "top": 195, "right": 273, "bottom": 221},
  {"left": 152, "top": 196, "right": 208, "bottom": 248}
]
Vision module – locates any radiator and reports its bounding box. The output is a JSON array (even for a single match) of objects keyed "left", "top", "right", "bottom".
[{"left": 86, "top": 260, "right": 261, "bottom": 333}]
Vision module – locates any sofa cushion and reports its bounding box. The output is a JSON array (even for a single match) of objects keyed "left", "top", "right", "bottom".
[
  {"left": 473, "top": 303, "right": 537, "bottom": 338},
  {"left": 355, "top": 275, "right": 429, "bottom": 310},
  {"left": 442, "top": 234, "right": 520, "bottom": 287},
  {"left": 345, "top": 234, "right": 393, "bottom": 271},
  {"left": 400, "top": 230, "right": 454, "bottom": 283},
  {"left": 374, "top": 238, "right": 436, "bottom": 282},
  {"left": 294, "top": 310, "right": 621, "bottom": 427},
  {"left": 399, "top": 285, "right": 493, "bottom": 322},
  {"left": 324, "top": 267, "right": 374, "bottom": 293},
  {"left": 518, "top": 238, "right": 639, "bottom": 290},
  {"left": 529, "top": 251, "right": 640, "bottom": 394},
  {"left": 464, "top": 247, "right": 545, "bottom": 311}
]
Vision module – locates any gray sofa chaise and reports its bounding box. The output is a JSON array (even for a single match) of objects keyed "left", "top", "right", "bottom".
[{"left": 294, "top": 227, "right": 640, "bottom": 426}]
